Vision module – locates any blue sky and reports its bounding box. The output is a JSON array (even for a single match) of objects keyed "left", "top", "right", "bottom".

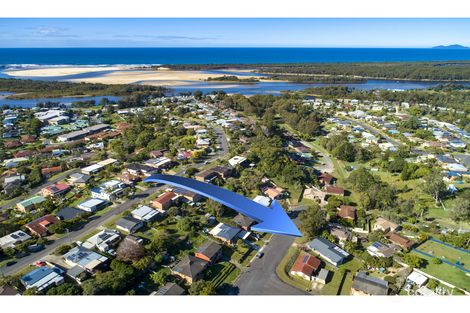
[{"left": 0, "top": 18, "right": 469, "bottom": 48}]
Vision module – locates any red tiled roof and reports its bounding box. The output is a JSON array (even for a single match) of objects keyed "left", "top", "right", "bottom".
[
  {"left": 14, "top": 150, "right": 36, "bottom": 158},
  {"left": 26, "top": 214, "right": 59, "bottom": 236},
  {"left": 154, "top": 192, "right": 177, "bottom": 205},
  {"left": 291, "top": 252, "right": 321, "bottom": 277}
]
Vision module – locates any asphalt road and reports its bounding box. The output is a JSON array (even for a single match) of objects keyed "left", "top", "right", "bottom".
[
  {"left": 0, "top": 125, "right": 229, "bottom": 277},
  {"left": 233, "top": 206, "right": 307, "bottom": 295},
  {"left": 233, "top": 234, "right": 307, "bottom": 295}
]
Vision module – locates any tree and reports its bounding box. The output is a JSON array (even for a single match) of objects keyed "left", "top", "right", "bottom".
[
  {"left": 450, "top": 197, "right": 470, "bottom": 222},
  {"left": 206, "top": 199, "right": 225, "bottom": 217},
  {"left": 46, "top": 282, "right": 82, "bottom": 295},
  {"left": 176, "top": 217, "right": 193, "bottom": 233},
  {"left": 117, "top": 237, "right": 145, "bottom": 262},
  {"left": 332, "top": 141, "right": 356, "bottom": 162},
  {"left": 422, "top": 170, "right": 447, "bottom": 203},
  {"left": 403, "top": 253, "right": 426, "bottom": 268},
  {"left": 150, "top": 269, "right": 169, "bottom": 287},
  {"left": 54, "top": 244, "right": 72, "bottom": 256},
  {"left": 189, "top": 280, "right": 216, "bottom": 295},
  {"left": 299, "top": 204, "right": 326, "bottom": 239}
]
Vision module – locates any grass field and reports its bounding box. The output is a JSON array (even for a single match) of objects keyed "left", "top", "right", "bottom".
[
  {"left": 412, "top": 239, "right": 470, "bottom": 292},
  {"left": 415, "top": 240, "right": 469, "bottom": 270}
]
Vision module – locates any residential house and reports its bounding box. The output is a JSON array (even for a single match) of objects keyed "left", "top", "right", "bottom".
[
  {"left": 313, "top": 268, "right": 330, "bottom": 285},
  {"left": 125, "top": 163, "right": 157, "bottom": 177},
  {"left": 77, "top": 198, "right": 108, "bottom": 213},
  {"left": 337, "top": 205, "right": 356, "bottom": 221},
  {"left": 0, "top": 230, "right": 32, "bottom": 249},
  {"left": 55, "top": 207, "right": 84, "bottom": 221},
  {"left": 319, "top": 172, "right": 335, "bottom": 186},
  {"left": 366, "top": 241, "right": 395, "bottom": 258},
  {"left": 68, "top": 172, "right": 92, "bottom": 187},
  {"left": 228, "top": 155, "right": 248, "bottom": 167},
  {"left": 91, "top": 180, "right": 127, "bottom": 201},
  {"left": 16, "top": 195, "right": 46, "bottom": 212},
  {"left": 290, "top": 252, "right": 322, "bottom": 281},
  {"left": 194, "top": 240, "right": 222, "bottom": 264},
  {"left": 307, "top": 237, "right": 350, "bottom": 266},
  {"left": 81, "top": 164, "right": 104, "bottom": 175},
  {"left": 144, "top": 157, "right": 172, "bottom": 170},
  {"left": 132, "top": 205, "right": 161, "bottom": 222},
  {"left": 63, "top": 246, "right": 108, "bottom": 272},
  {"left": 20, "top": 267, "right": 64, "bottom": 292},
  {"left": 209, "top": 223, "right": 241, "bottom": 244},
  {"left": 195, "top": 166, "right": 232, "bottom": 182},
  {"left": 115, "top": 216, "right": 144, "bottom": 233},
  {"left": 153, "top": 282, "right": 185, "bottom": 295},
  {"left": 406, "top": 271, "right": 428, "bottom": 288},
  {"left": 82, "top": 229, "right": 121, "bottom": 252},
  {"left": 387, "top": 232, "right": 415, "bottom": 250},
  {"left": 325, "top": 185, "right": 345, "bottom": 197},
  {"left": 173, "top": 188, "right": 203, "bottom": 203},
  {"left": 171, "top": 255, "right": 208, "bottom": 284},
  {"left": 351, "top": 271, "right": 389, "bottom": 295},
  {"left": 233, "top": 213, "right": 256, "bottom": 231},
  {"left": 329, "top": 227, "right": 351, "bottom": 245},
  {"left": 117, "top": 171, "right": 140, "bottom": 185},
  {"left": 41, "top": 183, "right": 70, "bottom": 198},
  {"left": 373, "top": 217, "right": 399, "bottom": 233},
  {"left": 0, "top": 284, "right": 19, "bottom": 295},
  {"left": 263, "top": 186, "right": 287, "bottom": 200},
  {"left": 25, "top": 214, "right": 60, "bottom": 237},
  {"left": 41, "top": 166, "right": 62, "bottom": 178},
  {"left": 152, "top": 192, "right": 177, "bottom": 211}
]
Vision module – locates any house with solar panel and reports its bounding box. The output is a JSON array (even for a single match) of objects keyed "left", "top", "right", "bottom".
[
  {"left": 63, "top": 246, "right": 108, "bottom": 273},
  {"left": 20, "top": 266, "right": 64, "bottom": 292},
  {"left": 307, "top": 237, "right": 350, "bottom": 266}
]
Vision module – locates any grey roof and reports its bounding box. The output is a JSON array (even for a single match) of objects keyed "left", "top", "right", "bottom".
[
  {"left": 56, "top": 207, "right": 84, "bottom": 221},
  {"left": 66, "top": 265, "right": 86, "bottom": 279},
  {"left": 154, "top": 282, "right": 185, "bottom": 295},
  {"left": 307, "top": 237, "right": 350, "bottom": 264},
  {"left": 172, "top": 255, "right": 207, "bottom": 280},
  {"left": 69, "top": 173, "right": 91, "bottom": 183},
  {"left": 116, "top": 215, "right": 143, "bottom": 232},
  {"left": 233, "top": 213, "right": 256, "bottom": 228},
  {"left": 352, "top": 271, "right": 389, "bottom": 295},
  {"left": 196, "top": 240, "right": 222, "bottom": 260},
  {"left": 317, "top": 268, "right": 330, "bottom": 281}
]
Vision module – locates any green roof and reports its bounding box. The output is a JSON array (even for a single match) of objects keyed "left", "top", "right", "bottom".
[{"left": 18, "top": 195, "right": 46, "bottom": 208}]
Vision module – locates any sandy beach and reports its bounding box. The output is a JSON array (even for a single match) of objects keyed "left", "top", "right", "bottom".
[
  {"left": 4, "top": 66, "right": 126, "bottom": 77},
  {"left": 3, "top": 66, "right": 263, "bottom": 86}
]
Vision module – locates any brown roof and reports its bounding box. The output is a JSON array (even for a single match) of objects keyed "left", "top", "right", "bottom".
[
  {"left": 41, "top": 166, "right": 62, "bottom": 175},
  {"left": 153, "top": 192, "right": 176, "bottom": 205},
  {"left": 4, "top": 140, "right": 22, "bottom": 149},
  {"left": 25, "top": 214, "right": 60, "bottom": 236},
  {"left": 388, "top": 232, "right": 414, "bottom": 249},
  {"left": 325, "top": 185, "right": 345, "bottom": 195},
  {"left": 14, "top": 150, "right": 36, "bottom": 158},
  {"left": 338, "top": 205, "right": 356, "bottom": 220},
  {"left": 319, "top": 172, "right": 334, "bottom": 185},
  {"left": 264, "top": 187, "right": 285, "bottom": 199},
  {"left": 21, "top": 135, "right": 36, "bottom": 143},
  {"left": 291, "top": 252, "right": 321, "bottom": 277}
]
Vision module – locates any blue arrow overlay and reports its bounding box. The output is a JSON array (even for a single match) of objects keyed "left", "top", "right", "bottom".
[{"left": 144, "top": 174, "right": 301, "bottom": 237}]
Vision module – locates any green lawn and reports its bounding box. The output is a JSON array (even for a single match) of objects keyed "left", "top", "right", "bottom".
[
  {"left": 411, "top": 250, "right": 470, "bottom": 292},
  {"left": 416, "top": 240, "right": 470, "bottom": 270}
]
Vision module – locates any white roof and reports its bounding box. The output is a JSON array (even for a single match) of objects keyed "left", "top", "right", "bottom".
[
  {"left": 81, "top": 163, "right": 104, "bottom": 173},
  {"left": 132, "top": 205, "right": 160, "bottom": 221},
  {"left": 0, "top": 230, "right": 32, "bottom": 248},
  {"left": 228, "top": 155, "right": 247, "bottom": 167},
  {"left": 78, "top": 198, "right": 106, "bottom": 208},
  {"left": 407, "top": 271, "right": 428, "bottom": 286},
  {"left": 97, "top": 158, "right": 118, "bottom": 166},
  {"left": 253, "top": 195, "right": 271, "bottom": 207}
]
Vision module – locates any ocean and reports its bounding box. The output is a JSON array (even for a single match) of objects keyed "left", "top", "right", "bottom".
[{"left": 1, "top": 48, "right": 470, "bottom": 65}]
